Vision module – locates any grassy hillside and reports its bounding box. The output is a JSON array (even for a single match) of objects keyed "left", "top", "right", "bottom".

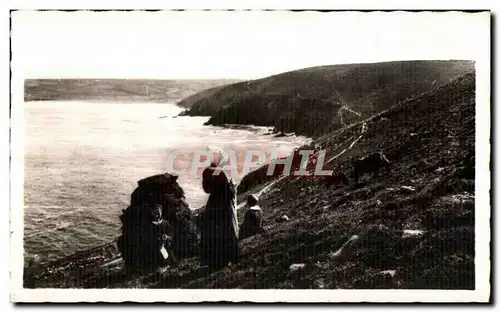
[
  {"left": 24, "top": 79, "right": 241, "bottom": 103},
  {"left": 178, "top": 60, "right": 474, "bottom": 137},
  {"left": 24, "top": 72, "right": 476, "bottom": 289}
]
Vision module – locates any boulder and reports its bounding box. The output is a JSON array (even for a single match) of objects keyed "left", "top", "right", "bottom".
[{"left": 289, "top": 263, "right": 306, "bottom": 271}]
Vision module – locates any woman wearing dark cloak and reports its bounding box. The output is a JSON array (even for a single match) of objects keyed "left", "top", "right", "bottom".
[{"left": 200, "top": 161, "right": 239, "bottom": 270}]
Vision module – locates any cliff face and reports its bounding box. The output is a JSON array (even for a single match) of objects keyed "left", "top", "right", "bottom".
[
  {"left": 24, "top": 72, "right": 476, "bottom": 290},
  {"left": 178, "top": 60, "right": 474, "bottom": 137}
]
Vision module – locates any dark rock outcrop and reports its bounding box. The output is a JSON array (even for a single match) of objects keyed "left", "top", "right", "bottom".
[
  {"left": 119, "top": 173, "right": 200, "bottom": 267},
  {"left": 179, "top": 60, "right": 475, "bottom": 137}
]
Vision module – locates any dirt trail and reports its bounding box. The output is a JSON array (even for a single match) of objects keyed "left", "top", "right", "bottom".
[{"left": 235, "top": 119, "right": 369, "bottom": 214}]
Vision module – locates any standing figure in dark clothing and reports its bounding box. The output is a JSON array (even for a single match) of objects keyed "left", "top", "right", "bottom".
[
  {"left": 239, "top": 194, "right": 264, "bottom": 240},
  {"left": 200, "top": 161, "right": 239, "bottom": 271}
]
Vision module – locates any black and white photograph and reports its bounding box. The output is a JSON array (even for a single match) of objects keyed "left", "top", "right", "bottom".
[{"left": 9, "top": 9, "right": 490, "bottom": 303}]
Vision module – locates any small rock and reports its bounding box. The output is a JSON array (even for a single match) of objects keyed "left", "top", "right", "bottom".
[
  {"left": 289, "top": 263, "right": 306, "bottom": 271},
  {"left": 400, "top": 186, "right": 416, "bottom": 193},
  {"left": 376, "top": 199, "right": 383, "bottom": 206},
  {"left": 379, "top": 270, "right": 397, "bottom": 277},
  {"left": 314, "top": 278, "right": 325, "bottom": 289},
  {"left": 410, "top": 133, "right": 418, "bottom": 137},
  {"left": 435, "top": 167, "right": 445, "bottom": 173},
  {"left": 402, "top": 229, "right": 425, "bottom": 238},
  {"left": 277, "top": 215, "right": 290, "bottom": 222},
  {"left": 386, "top": 188, "right": 396, "bottom": 192}
]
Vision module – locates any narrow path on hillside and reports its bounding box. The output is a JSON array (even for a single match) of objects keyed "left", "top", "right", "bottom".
[
  {"left": 338, "top": 108, "right": 347, "bottom": 128},
  {"left": 240, "top": 120, "right": 368, "bottom": 207},
  {"left": 326, "top": 122, "right": 367, "bottom": 164},
  {"left": 334, "top": 89, "right": 363, "bottom": 118},
  {"left": 246, "top": 81, "right": 256, "bottom": 94},
  {"left": 335, "top": 90, "right": 363, "bottom": 128},
  {"left": 340, "top": 105, "right": 362, "bottom": 117}
]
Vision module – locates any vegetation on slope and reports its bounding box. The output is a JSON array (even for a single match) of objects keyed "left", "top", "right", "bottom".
[
  {"left": 24, "top": 79, "right": 240, "bottom": 103},
  {"left": 24, "top": 72, "right": 476, "bottom": 290},
  {"left": 178, "top": 60, "right": 474, "bottom": 137}
]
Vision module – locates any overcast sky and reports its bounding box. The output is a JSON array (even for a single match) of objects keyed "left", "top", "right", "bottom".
[{"left": 11, "top": 10, "right": 488, "bottom": 79}]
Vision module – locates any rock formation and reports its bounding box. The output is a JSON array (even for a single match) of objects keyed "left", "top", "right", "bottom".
[{"left": 118, "top": 173, "right": 200, "bottom": 270}]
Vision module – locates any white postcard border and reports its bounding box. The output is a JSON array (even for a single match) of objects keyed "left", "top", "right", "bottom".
[{"left": 8, "top": 9, "right": 491, "bottom": 303}]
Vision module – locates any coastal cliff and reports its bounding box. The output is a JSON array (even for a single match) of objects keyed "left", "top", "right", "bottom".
[
  {"left": 178, "top": 60, "right": 474, "bottom": 137},
  {"left": 24, "top": 71, "right": 476, "bottom": 289}
]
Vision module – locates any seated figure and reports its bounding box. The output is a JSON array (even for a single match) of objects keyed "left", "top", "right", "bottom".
[
  {"left": 239, "top": 194, "right": 264, "bottom": 240},
  {"left": 117, "top": 203, "right": 175, "bottom": 271}
]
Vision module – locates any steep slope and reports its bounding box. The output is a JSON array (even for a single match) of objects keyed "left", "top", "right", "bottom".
[
  {"left": 24, "top": 72, "right": 476, "bottom": 289},
  {"left": 179, "top": 60, "right": 474, "bottom": 137}
]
